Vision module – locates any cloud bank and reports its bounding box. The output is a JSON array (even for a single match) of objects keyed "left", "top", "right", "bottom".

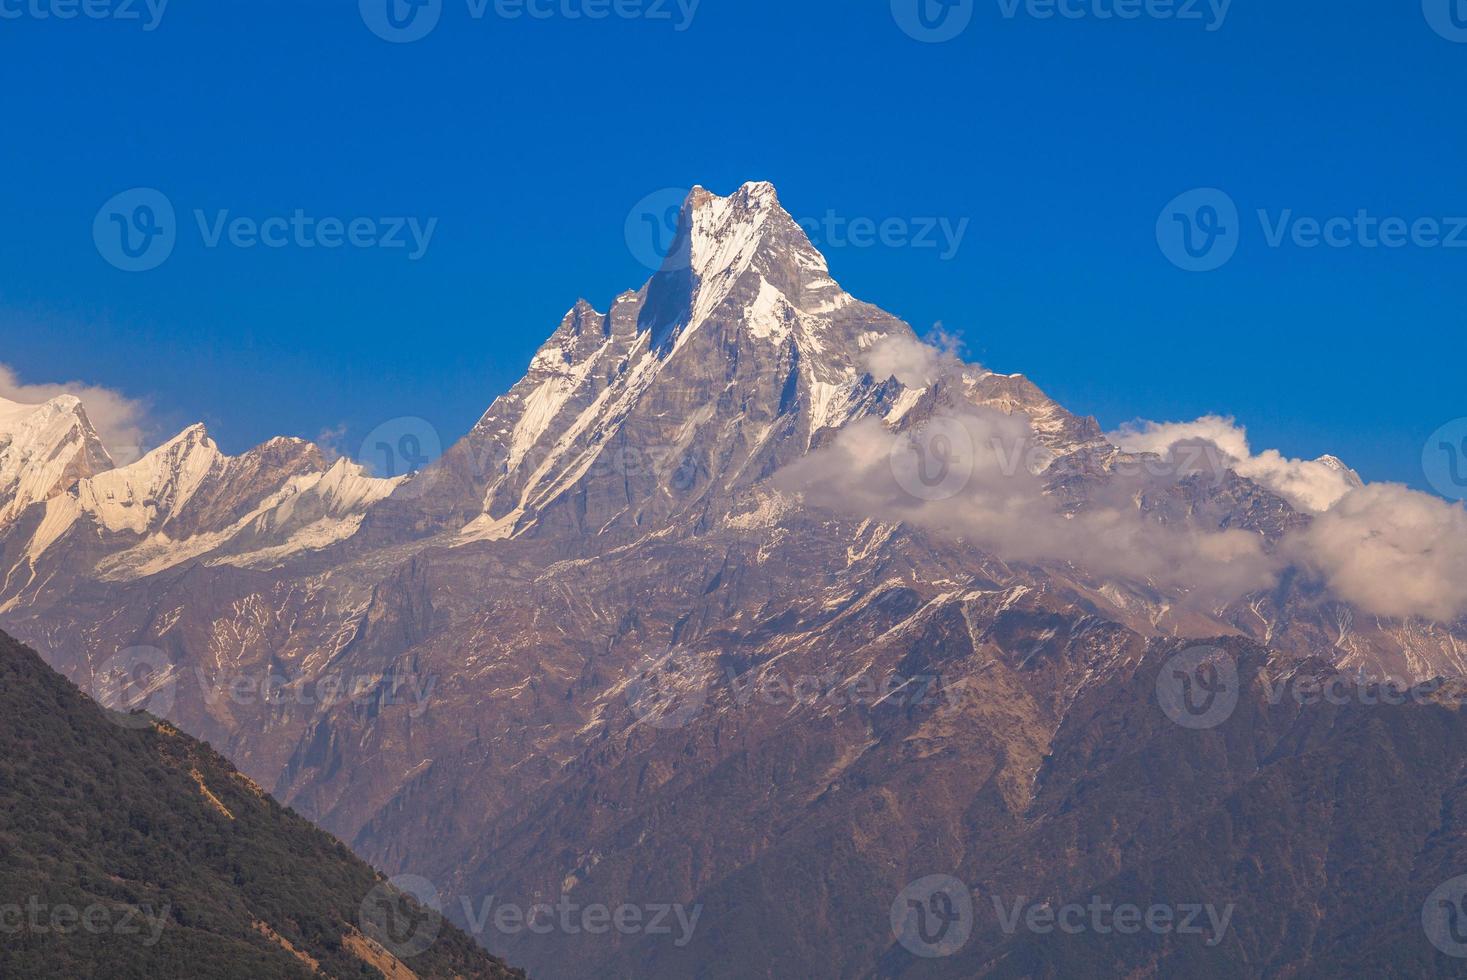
[
  {"left": 1107, "top": 415, "right": 1361, "bottom": 514},
  {"left": 786, "top": 338, "right": 1467, "bottom": 624},
  {"left": 775, "top": 408, "right": 1278, "bottom": 609},
  {"left": 1288, "top": 483, "right": 1467, "bottom": 622}
]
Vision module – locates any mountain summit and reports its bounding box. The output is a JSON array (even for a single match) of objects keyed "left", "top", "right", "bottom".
[
  {"left": 0, "top": 394, "right": 113, "bottom": 525},
  {"left": 397, "top": 182, "right": 919, "bottom": 542}
]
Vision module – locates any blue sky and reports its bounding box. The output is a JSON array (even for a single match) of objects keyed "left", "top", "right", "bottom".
[{"left": 1, "top": 0, "right": 1463, "bottom": 491}]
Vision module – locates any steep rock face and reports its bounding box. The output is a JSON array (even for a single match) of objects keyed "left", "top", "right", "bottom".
[{"left": 1, "top": 182, "right": 1466, "bottom": 979}]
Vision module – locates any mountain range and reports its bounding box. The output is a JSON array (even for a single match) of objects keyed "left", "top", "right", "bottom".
[{"left": 3, "top": 182, "right": 1467, "bottom": 978}]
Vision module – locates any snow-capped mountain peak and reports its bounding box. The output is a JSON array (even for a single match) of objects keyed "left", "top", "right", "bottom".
[
  {"left": 0, "top": 394, "right": 114, "bottom": 525},
  {"left": 411, "top": 182, "right": 922, "bottom": 542},
  {"left": 14, "top": 423, "right": 401, "bottom": 584}
]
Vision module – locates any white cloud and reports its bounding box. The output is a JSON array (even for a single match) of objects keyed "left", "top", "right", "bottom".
[
  {"left": 0, "top": 363, "right": 154, "bottom": 464},
  {"left": 796, "top": 336, "right": 1467, "bottom": 625},
  {"left": 1108, "top": 415, "right": 1361, "bottom": 514},
  {"left": 864, "top": 329, "right": 965, "bottom": 388},
  {"left": 775, "top": 408, "right": 1280, "bottom": 609},
  {"left": 1287, "top": 484, "right": 1467, "bottom": 623}
]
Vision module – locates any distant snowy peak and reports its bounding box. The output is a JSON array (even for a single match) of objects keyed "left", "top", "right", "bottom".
[
  {"left": 72, "top": 423, "right": 225, "bottom": 536},
  {"left": 0, "top": 395, "right": 114, "bottom": 525},
  {"left": 1315, "top": 454, "right": 1365, "bottom": 489},
  {"left": 18, "top": 423, "right": 401, "bottom": 581}
]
